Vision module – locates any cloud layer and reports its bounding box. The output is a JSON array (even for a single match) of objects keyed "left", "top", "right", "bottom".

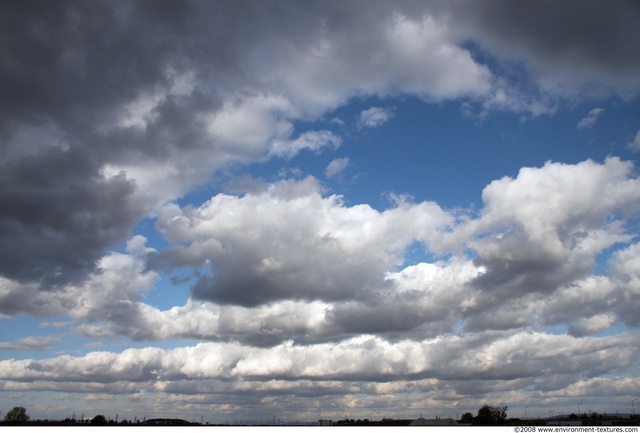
[{"left": 2, "top": 0, "right": 640, "bottom": 423}]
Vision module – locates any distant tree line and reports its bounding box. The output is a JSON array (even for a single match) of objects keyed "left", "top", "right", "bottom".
[
  {"left": 460, "top": 404, "right": 508, "bottom": 426},
  {"left": 3, "top": 406, "right": 30, "bottom": 425}
]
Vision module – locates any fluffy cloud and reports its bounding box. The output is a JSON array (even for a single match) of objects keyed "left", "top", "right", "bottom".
[
  {"left": 2, "top": 0, "right": 640, "bottom": 422},
  {"left": 269, "top": 130, "right": 342, "bottom": 160},
  {"left": 63, "top": 158, "right": 630, "bottom": 345},
  {"left": 153, "top": 176, "right": 453, "bottom": 308},
  {"left": 0, "top": 236, "right": 156, "bottom": 327},
  {"left": 358, "top": 107, "right": 394, "bottom": 129},
  {"left": 254, "top": 10, "right": 494, "bottom": 114},
  {"left": 462, "top": 158, "right": 639, "bottom": 294},
  {"left": 1, "top": 331, "right": 637, "bottom": 417},
  {"left": 608, "top": 242, "right": 640, "bottom": 326},
  {"left": 2, "top": 0, "right": 638, "bottom": 292},
  {"left": 3, "top": 158, "right": 637, "bottom": 349}
]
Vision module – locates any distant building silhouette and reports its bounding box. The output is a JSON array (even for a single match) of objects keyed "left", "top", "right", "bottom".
[
  {"left": 142, "top": 418, "right": 197, "bottom": 426},
  {"left": 409, "top": 417, "right": 458, "bottom": 426}
]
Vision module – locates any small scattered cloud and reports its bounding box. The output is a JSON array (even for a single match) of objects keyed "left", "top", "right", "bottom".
[
  {"left": 84, "top": 341, "right": 107, "bottom": 348},
  {"left": 0, "top": 336, "right": 55, "bottom": 351},
  {"left": 86, "top": 394, "right": 116, "bottom": 402},
  {"left": 270, "top": 130, "right": 342, "bottom": 160},
  {"left": 358, "top": 107, "right": 395, "bottom": 129},
  {"left": 577, "top": 107, "right": 604, "bottom": 130},
  {"left": 39, "top": 321, "right": 71, "bottom": 330},
  {"left": 627, "top": 129, "right": 640, "bottom": 152},
  {"left": 325, "top": 157, "right": 350, "bottom": 178}
]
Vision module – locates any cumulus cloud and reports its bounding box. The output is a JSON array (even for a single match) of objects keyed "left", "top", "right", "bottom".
[
  {"left": 461, "top": 158, "right": 640, "bottom": 302},
  {"left": 152, "top": 176, "right": 453, "bottom": 308},
  {"left": 358, "top": 107, "right": 394, "bottom": 129},
  {"left": 2, "top": 0, "right": 638, "bottom": 292},
  {"left": 577, "top": 107, "right": 604, "bottom": 129},
  {"left": 254, "top": 10, "right": 494, "bottom": 114},
  {"left": 0, "top": 1, "right": 490, "bottom": 293},
  {"left": 53, "top": 159, "right": 621, "bottom": 346},
  {"left": 2, "top": 0, "right": 640, "bottom": 421},
  {"left": 0, "top": 236, "right": 157, "bottom": 327},
  {"left": 2, "top": 157, "right": 636, "bottom": 353},
  {"left": 608, "top": 242, "right": 640, "bottom": 326},
  {"left": 451, "top": 0, "right": 640, "bottom": 99},
  {"left": 1, "top": 331, "right": 637, "bottom": 417},
  {"left": 29, "top": 158, "right": 627, "bottom": 347}
]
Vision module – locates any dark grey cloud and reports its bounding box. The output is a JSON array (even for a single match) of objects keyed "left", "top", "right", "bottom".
[
  {"left": 4, "top": 0, "right": 638, "bottom": 294},
  {"left": 469, "top": 232, "right": 592, "bottom": 301},
  {"left": 0, "top": 0, "right": 343, "bottom": 291},
  {"left": 188, "top": 249, "right": 388, "bottom": 308},
  {"left": 0, "top": 0, "right": 181, "bottom": 285},
  {"left": 2, "top": 0, "right": 640, "bottom": 422},
  {"left": 0, "top": 147, "right": 139, "bottom": 285},
  {"left": 0, "top": 0, "right": 221, "bottom": 289},
  {"left": 0, "top": 0, "right": 192, "bottom": 137},
  {"left": 453, "top": 0, "right": 640, "bottom": 96}
]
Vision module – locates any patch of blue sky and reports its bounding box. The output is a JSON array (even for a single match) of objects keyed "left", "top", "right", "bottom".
[
  {"left": 123, "top": 94, "right": 640, "bottom": 232},
  {"left": 78, "top": 337, "right": 192, "bottom": 356},
  {"left": 0, "top": 313, "right": 71, "bottom": 360},
  {"left": 542, "top": 324, "right": 570, "bottom": 336},
  {"left": 286, "top": 95, "right": 638, "bottom": 213},
  {"left": 142, "top": 269, "right": 192, "bottom": 311},
  {"left": 397, "top": 239, "right": 451, "bottom": 270},
  {"left": 591, "top": 322, "right": 632, "bottom": 338},
  {"left": 593, "top": 239, "right": 638, "bottom": 277}
]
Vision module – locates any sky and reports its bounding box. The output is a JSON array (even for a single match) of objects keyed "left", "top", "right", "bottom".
[{"left": 1, "top": 0, "right": 640, "bottom": 424}]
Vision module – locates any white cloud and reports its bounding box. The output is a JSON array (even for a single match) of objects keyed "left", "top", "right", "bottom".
[
  {"left": 0, "top": 336, "right": 56, "bottom": 351},
  {"left": 5, "top": 158, "right": 638, "bottom": 351},
  {"left": 256, "top": 13, "right": 494, "bottom": 115},
  {"left": 205, "top": 93, "right": 297, "bottom": 159},
  {"left": 69, "top": 158, "right": 640, "bottom": 344},
  {"left": 1, "top": 331, "right": 637, "bottom": 412},
  {"left": 609, "top": 242, "right": 640, "bottom": 326},
  {"left": 0, "top": 236, "right": 157, "bottom": 329},
  {"left": 154, "top": 177, "right": 453, "bottom": 309},
  {"left": 3, "top": 1, "right": 640, "bottom": 421},
  {"left": 358, "top": 107, "right": 394, "bottom": 129},
  {"left": 627, "top": 129, "right": 640, "bottom": 152},
  {"left": 568, "top": 314, "right": 617, "bottom": 337},
  {"left": 269, "top": 130, "right": 342, "bottom": 160},
  {"left": 577, "top": 107, "right": 604, "bottom": 129},
  {"left": 325, "top": 157, "right": 350, "bottom": 178}
]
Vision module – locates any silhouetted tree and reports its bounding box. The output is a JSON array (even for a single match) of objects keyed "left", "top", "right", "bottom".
[
  {"left": 460, "top": 412, "right": 474, "bottom": 423},
  {"left": 4, "top": 406, "right": 30, "bottom": 425},
  {"left": 474, "top": 404, "right": 508, "bottom": 426},
  {"left": 475, "top": 405, "right": 494, "bottom": 425},
  {"left": 91, "top": 414, "right": 107, "bottom": 425}
]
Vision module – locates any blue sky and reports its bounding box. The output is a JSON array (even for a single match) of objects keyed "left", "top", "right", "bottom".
[{"left": 1, "top": 0, "right": 640, "bottom": 424}]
